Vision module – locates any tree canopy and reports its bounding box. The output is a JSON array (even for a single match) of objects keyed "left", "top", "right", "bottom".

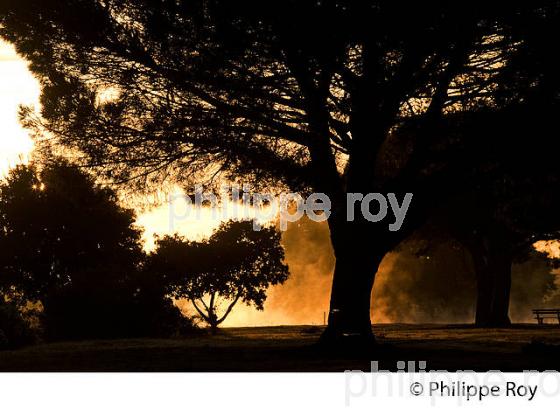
[{"left": 0, "top": 0, "right": 539, "bottom": 192}]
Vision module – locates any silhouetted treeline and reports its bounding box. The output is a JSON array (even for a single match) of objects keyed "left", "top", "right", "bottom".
[
  {"left": 1, "top": 1, "right": 560, "bottom": 346},
  {"left": 0, "top": 161, "right": 289, "bottom": 347}
]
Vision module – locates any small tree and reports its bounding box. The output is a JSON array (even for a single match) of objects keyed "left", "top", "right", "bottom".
[{"left": 150, "top": 221, "right": 289, "bottom": 333}]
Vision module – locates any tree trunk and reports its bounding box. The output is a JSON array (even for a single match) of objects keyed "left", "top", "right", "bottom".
[
  {"left": 312, "top": 122, "right": 411, "bottom": 346},
  {"left": 470, "top": 232, "right": 513, "bottom": 327},
  {"left": 487, "top": 250, "right": 512, "bottom": 326},
  {"left": 322, "top": 253, "right": 382, "bottom": 342},
  {"left": 320, "top": 216, "right": 388, "bottom": 345},
  {"left": 474, "top": 266, "right": 494, "bottom": 326}
]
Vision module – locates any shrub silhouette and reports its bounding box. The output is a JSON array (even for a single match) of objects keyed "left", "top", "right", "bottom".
[
  {"left": 0, "top": 299, "right": 35, "bottom": 350},
  {"left": 0, "top": 161, "right": 195, "bottom": 340}
]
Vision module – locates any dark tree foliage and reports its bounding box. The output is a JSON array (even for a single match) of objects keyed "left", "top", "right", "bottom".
[
  {"left": 0, "top": 298, "right": 36, "bottom": 350},
  {"left": 406, "top": 103, "right": 560, "bottom": 327},
  {"left": 149, "top": 220, "right": 289, "bottom": 333},
  {"left": 0, "top": 161, "right": 191, "bottom": 340},
  {"left": 2, "top": 0, "right": 559, "bottom": 341},
  {"left": 0, "top": 161, "right": 142, "bottom": 302},
  {"left": 382, "top": 1, "right": 560, "bottom": 327},
  {"left": 415, "top": 7, "right": 560, "bottom": 326}
]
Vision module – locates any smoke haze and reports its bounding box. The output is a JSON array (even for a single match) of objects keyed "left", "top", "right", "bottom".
[{"left": 220, "top": 219, "right": 559, "bottom": 327}]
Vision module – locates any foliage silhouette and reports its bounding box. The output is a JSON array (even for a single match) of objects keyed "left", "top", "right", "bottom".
[
  {"left": 0, "top": 298, "right": 35, "bottom": 350},
  {"left": 149, "top": 220, "right": 289, "bottom": 333},
  {"left": 0, "top": 161, "right": 193, "bottom": 340}
]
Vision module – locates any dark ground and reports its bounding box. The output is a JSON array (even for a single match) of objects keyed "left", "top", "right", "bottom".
[{"left": 2, "top": 324, "right": 560, "bottom": 372}]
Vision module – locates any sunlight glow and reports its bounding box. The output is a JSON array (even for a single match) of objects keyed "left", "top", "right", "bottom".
[
  {"left": 0, "top": 40, "right": 40, "bottom": 177},
  {"left": 534, "top": 240, "right": 560, "bottom": 259},
  {"left": 137, "top": 187, "right": 279, "bottom": 252}
]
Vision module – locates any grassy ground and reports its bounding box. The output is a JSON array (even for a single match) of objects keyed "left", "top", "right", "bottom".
[{"left": 2, "top": 324, "right": 560, "bottom": 371}]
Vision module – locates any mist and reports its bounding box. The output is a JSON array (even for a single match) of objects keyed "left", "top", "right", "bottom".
[{"left": 220, "top": 218, "right": 559, "bottom": 327}]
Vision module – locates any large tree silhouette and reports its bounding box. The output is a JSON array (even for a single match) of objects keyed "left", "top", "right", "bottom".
[
  {"left": 462, "top": 116, "right": 560, "bottom": 327},
  {"left": 1, "top": 1, "right": 556, "bottom": 342}
]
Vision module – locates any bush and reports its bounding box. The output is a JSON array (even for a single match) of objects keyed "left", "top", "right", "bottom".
[
  {"left": 42, "top": 282, "right": 199, "bottom": 341},
  {"left": 0, "top": 300, "right": 35, "bottom": 350}
]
